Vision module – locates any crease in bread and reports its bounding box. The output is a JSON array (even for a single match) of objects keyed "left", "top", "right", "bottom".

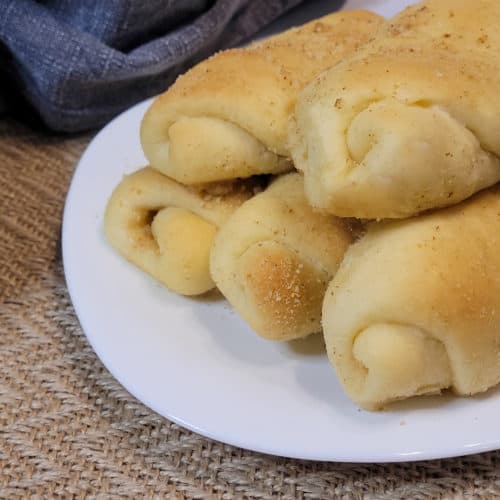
[
  {"left": 104, "top": 167, "right": 260, "bottom": 295},
  {"left": 140, "top": 10, "right": 384, "bottom": 184},
  {"left": 291, "top": 0, "right": 500, "bottom": 219},
  {"left": 322, "top": 185, "right": 500, "bottom": 410},
  {"left": 210, "top": 173, "right": 359, "bottom": 341}
]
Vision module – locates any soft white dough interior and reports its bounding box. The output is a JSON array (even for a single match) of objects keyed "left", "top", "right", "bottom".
[{"left": 352, "top": 323, "right": 453, "bottom": 408}]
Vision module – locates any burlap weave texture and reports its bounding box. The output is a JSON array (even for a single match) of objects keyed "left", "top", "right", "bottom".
[{"left": 1, "top": 119, "right": 500, "bottom": 498}]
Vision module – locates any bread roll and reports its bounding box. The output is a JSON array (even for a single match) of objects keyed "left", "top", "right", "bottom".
[
  {"left": 292, "top": 0, "right": 500, "bottom": 219},
  {"left": 141, "top": 10, "right": 383, "bottom": 184},
  {"left": 104, "top": 167, "right": 258, "bottom": 295},
  {"left": 210, "top": 173, "right": 358, "bottom": 340},
  {"left": 322, "top": 186, "right": 500, "bottom": 410}
]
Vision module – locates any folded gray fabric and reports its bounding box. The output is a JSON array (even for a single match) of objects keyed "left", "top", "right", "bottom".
[{"left": 0, "top": 0, "right": 303, "bottom": 132}]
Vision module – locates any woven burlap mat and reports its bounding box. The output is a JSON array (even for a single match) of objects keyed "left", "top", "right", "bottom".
[{"left": 1, "top": 117, "right": 500, "bottom": 498}]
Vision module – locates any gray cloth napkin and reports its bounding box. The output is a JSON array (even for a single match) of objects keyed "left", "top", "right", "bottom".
[{"left": 0, "top": 0, "right": 303, "bottom": 132}]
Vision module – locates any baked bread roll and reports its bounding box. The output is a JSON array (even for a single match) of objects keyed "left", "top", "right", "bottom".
[
  {"left": 141, "top": 10, "right": 383, "bottom": 184},
  {"left": 104, "top": 167, "right": 258, "bottom": 295},
  {"left": 322, "top": 186, "right": 500, "bottom": 410},
  {"left": 292, "top": 0, "right": 500, "bottom": 219},
  {"left": 210, "top": 173, "right": 358, "bottom": 341}
]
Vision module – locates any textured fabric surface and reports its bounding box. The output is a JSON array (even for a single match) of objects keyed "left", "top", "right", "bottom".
[
  {"left": 0, "top": 0, "right": 303, "bottom": 132},
  {"left": 1, "top": 119, "right": 500, "bottom": 497}
]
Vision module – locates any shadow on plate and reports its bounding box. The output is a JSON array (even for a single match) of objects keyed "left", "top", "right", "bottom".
[
  {"left": 190, "top": 296, "right": 288, "bottom": 367},
  {"left": 385, "top": 391, "right": 456, "bottom": 413},
  {"left": 185, "top": 287, "right": 224, "bottom": 304},
  {"left": 292, "top": 362, "right": 467, "bottom": 422},
  {"left": 286, "top": 332, "right": 326, "bottom": 356},
  {"left": 466, "top": 383, "right": 500, "bottom": 403}
]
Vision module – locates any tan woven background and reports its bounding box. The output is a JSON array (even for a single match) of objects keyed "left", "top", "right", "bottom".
[{"left": 1, "top": 116, "right": 500, "bottom": 498}]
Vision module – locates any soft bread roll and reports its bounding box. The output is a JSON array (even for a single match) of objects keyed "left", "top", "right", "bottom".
[
  {"left": 210, "top": 173, "right": 358, "bottom": 341},
  {"left": 322, "top": 186, "right": 500, "bottom": 410},
  {"left": 141, "top": 10, "right": 383, "bottom": 184},
  {"left": 292, "top": 0, "right": 500, "bottom": 219},
  {"left": 104, "top": 167, "right": 258, "bottom": 295}
]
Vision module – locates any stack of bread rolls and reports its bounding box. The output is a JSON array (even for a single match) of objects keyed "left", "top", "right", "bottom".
[
  {"left": 104, "top": 0, "right": 500, "bottom": 410},
  {"left": 105, "top": 9, "right": 381, "bottom": 327}
]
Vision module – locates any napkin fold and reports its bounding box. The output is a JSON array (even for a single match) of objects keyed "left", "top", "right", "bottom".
[{"left": 0, "top": 0, "right": 303, "bottom": 131}]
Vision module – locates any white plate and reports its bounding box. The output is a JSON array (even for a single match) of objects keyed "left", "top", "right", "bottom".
[{"left": 62, "top": 2, "right": 500, "bottom": 463}]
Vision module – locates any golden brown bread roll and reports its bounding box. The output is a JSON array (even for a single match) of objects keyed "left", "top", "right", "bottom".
[
  {"left": 210, "top": 173, "right": 358, "bottom": 341},
  {"left": 292, "top": 0, "right": 500, "bottom": 219},
  {"left": 322, "top": 186, "right": 500, "bottom": 410},
  {"left": 141, "top": 10, "right": 383, "bottom": 184},
  {"left": 104, "top": 167, "right": 258, "bottom": 295}
]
